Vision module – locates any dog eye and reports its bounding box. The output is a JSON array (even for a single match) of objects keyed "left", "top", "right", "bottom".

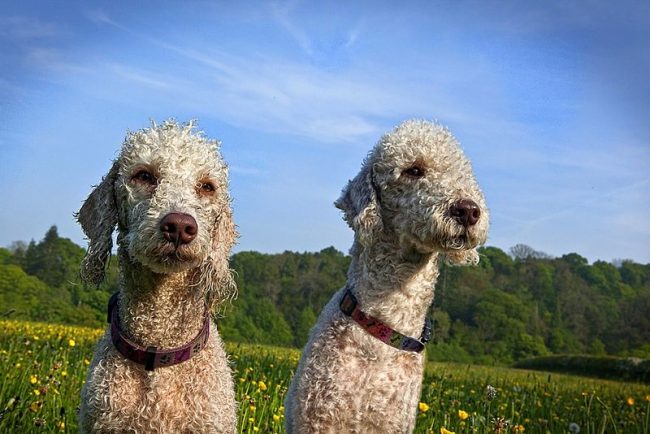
[
  {"left": 197, "top": 180, "right": 217, "bottom": 196},
  {"left": 132, "top": 170, "right": 156, "bottom": 185},
  {"left": 200, "top": 182, "right": 215, "bottom": 192},
  {"left": 403, "top": 166, "right": 425, "bottom": 178}
]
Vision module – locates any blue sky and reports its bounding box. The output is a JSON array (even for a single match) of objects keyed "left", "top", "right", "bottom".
[{"left": 1, "top": 1, "right": 649, "bottom": 264}]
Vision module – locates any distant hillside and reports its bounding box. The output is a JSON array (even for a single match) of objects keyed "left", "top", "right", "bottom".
[{"left": 1, "top": 226, "right": 649, "bottom": 364}]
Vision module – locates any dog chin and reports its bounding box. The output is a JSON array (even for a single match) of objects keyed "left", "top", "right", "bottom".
[
  {"left": 132, "top": 246, "right": 204, "bottom": 274},
  {"left": 408, "top": 232, "right": 478, "bottom": 254}
]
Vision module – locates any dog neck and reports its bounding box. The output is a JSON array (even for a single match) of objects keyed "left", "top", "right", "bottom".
[
  {"left": 346, "top": 235, "right": 439, "bottom": 339},
  {"left": 116, "top": 251, "right": 207, "bottom": 349}
]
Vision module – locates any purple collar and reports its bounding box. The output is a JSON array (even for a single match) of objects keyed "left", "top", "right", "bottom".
[
  {"left": 107, "top": 292, "right": 210, "bottom": 371},
  {"left": 339, "top": 287, "right": 432, "bottom": 353}
]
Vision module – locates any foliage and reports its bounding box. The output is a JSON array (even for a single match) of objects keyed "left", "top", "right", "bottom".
[
  {"left": 1, "top": 227, "right": 650, "bottom": 365},
  {"left": 1, "top": 320, "right": 649, "bottom": 433},
  {"left": 514, "top": 355, "right": 650, "bottom": 383}
]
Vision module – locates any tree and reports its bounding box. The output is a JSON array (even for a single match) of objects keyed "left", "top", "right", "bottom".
[
  {"left": 293, "top": 306, "right": 317, "bottom": 346},
  {"left": 23, "top": 226, "right": 85, "bottom": 287},
  {"left": 510, "top": 244, "right": 552, "bottom": 261}
]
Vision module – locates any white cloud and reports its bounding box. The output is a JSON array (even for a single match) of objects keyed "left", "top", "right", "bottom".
[
  {"left": 0, "top": 16, "right": 59, "bottom": 39},
  {"left": 109, "top": 63, "right": 171, "bottom": 89},
  {"left": 85, "top": 9, "right": 121, "bottom": 28},
  {"left": 269, "top": 0, "right": 314, "bottom": 56}
]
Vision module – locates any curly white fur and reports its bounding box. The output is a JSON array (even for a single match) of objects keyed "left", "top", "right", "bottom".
[
  {"left": 76, "top": 120, "right": 238, "bottom": 433},
  {"left": 285, "top": 120, "right": 489, "bottom": 433}
]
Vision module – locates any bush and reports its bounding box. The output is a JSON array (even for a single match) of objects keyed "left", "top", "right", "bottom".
[{"left": 513, "top": 354, "right": 650, "bottom": 383}]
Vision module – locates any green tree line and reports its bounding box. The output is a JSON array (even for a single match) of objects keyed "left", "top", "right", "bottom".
[{"left": 1, "top": 226, "right": 649, "bottom": 364}]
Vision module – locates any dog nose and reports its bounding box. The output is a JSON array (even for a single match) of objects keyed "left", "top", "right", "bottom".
[
  {"left": 160, "top": 213, "right": 198, "bottom": 245},
  {"left": 449, "top": 199, "right": 481, "bottom": 227}
]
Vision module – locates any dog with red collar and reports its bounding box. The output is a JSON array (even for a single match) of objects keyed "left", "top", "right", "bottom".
[{"left": 285, "top": 120, "right": 489, "bottom": 433}]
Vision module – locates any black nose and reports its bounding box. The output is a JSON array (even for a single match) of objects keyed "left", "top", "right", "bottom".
[
  {"left": 449, "top": 199, "right": 481, "bottom": 227},
  {"left": 160, "top": 213, "right": 198, "bottom": 245}
]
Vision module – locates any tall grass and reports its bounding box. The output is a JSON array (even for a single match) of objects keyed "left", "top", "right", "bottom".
[{"left": 1, "top": 319, "right": 648, "bottom": 433}]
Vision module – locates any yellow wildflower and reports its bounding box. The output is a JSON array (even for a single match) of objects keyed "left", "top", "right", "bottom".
[
  {"left": 30, "top": 375, "right": 38, "bottom": 384},
  {"left": 61, "top": 371, "right": 68, "bottom": 378},
  {"left": 418, "top": 402, "right": 430, "bottom": 413},
  {"left": 33, "top": 389, "right": 40, "bottom": 396},
  {"left": 458, "top": 409, "right": 469, "bottom": 420},
  {"left": 279, "top": 406, "right": 285, "bottom": 413},
  {"left": 58, "top": 421, "right": 65, "bottom": 431},
  {"left": 84, "top": 358, "right": 91, "bottom": 366},
  {"left": 239, "top": 377, "right": 246, "bottom": 383},
  {"left": 248, "top": 417, "right": 254, "bottom": 423},
  {"left": 249, "top": 405, "right": 256, "bottom": 412},
  {"left": 645, "top": 394, "right": 650, "bottom": 402},
  {"left": 513, "top": 425, "right": 525, "bottom": 433},
  {"left": 258, "top": 381, "right": 267, "bottom": 391},
  {"left": 273, "top": 414, "right": 281, "bottom": 422},
  {"left": 627, "top": 396, "right": 634, "bottom": 406},
  {"left": 253, "top": 428, "right": 259, "bottom": 432},
  {"left": 68, "top": 339, "right": 76, "bottom": 347},
  {"left": 440, "top": 428, "right": 455, "bottom": 434}
]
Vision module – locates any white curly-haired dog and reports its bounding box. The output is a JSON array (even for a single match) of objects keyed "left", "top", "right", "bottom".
[
  {"left": 76, "top": 120, "right": 238, "bottom": 433},
  {"left": 284, "top": 120, "right": 489, "bottom": 433}
]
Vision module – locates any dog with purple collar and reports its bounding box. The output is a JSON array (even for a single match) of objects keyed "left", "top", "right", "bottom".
[{"left": 77, "top": 120, "right": 237, "bottom": 433}]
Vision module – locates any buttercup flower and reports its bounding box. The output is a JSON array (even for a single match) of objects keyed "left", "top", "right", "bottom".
[
  {"left": 626, "top": 396, "right": 634, "bottom": 406},
  {"left": 458, "top": 409, "right": 469, "bottom": 420},
  {"left": 419, "top": 402, "right": 430, "bottom": 413},
  {"left": 440, "top": 428, "right": 455, "bottom": 434}
]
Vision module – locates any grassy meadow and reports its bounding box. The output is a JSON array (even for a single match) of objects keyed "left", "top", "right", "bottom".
[{"left": 1, "top": 319, "right": 649, "bottom": 434}]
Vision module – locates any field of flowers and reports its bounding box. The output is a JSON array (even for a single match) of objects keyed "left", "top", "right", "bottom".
[{"left": 1, "top": 319, "right": 649, "bottom": 433}]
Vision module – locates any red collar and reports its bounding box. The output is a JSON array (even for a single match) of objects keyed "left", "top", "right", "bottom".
[
  {"left": 107, "top": 292, "right": 210, "bottom": 371},
  {"left": 339, "top": 287, "right": 432, "bottom": 353}
]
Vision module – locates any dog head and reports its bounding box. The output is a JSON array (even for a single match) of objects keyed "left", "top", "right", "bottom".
[
  {"left": 335, "top": 120, "right": 489, "bottom": 265},
  {"left": 76, "top": 120, "right": 237, "bottom": 299}
]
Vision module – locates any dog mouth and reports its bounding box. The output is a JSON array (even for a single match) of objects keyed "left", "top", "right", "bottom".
[
  {"left": 157, "top": 243, "right": 202, "bottom": 263},
  {"left": 410, "top": 226, "right": 483, "bottom": 254},
  {"left": 441, "top": 234, "right": 474, "bottom": 251},
  {"left": 136, "top": 241, "right": 204, "bottom": 270}
]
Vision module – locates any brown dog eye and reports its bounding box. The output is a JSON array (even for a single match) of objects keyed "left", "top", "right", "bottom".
[
  {"left": 132, "top": 170, "right": 156, "bottom": 185},
  {"left": 201, "top": 182, "right": 215, "bottom": 192},
  {"left": 403, "top": 166, "right": 425, "bottom": 178},
  {"left": 197, "top": 180, "right": 217, "bottom": 196}
]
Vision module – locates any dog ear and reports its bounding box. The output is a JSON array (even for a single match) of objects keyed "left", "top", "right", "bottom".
[
  {"left": 75, "top": 162, "right": 119, "bottom": 285},
  {"left": 202, "top": 204, "right": 238, "bottom": 310},
  {"left": 334, "top": 162, "right": 383, "bottom": 246},
  {"left": 444, "top": 248, "right": 480, "bottom": 266}
]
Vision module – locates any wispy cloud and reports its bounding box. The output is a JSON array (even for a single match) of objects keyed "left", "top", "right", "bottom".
[
  {"left": 109, "top": 63, "right": 171, "bottom": 89},
  {"left": 0, "top": 16, "right": 59, "bottom": 39},
  {"left": 85, "top": 9, "right": 121, "bottom": 28},
  {"left": 269, "top": 1, "right": 314, "bottom": 56},
  {"left": 344, "top": 19, "right": 364, "bottom": 48},
  {"left": 25, "top": 47, "right": 87, "bottom": 76}
]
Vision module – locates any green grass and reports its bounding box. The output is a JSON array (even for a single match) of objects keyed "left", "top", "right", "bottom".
[{"left": 1, "top": 319, "right": 648, "bottom": 433}]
